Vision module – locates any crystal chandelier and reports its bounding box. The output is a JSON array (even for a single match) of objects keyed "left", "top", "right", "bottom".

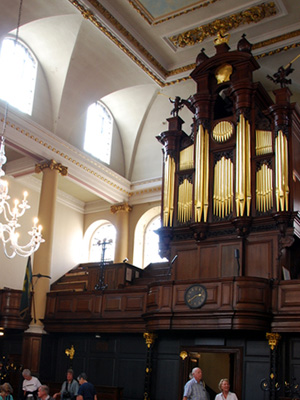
[{"left": 0, "top": 108, "right": 44, "bottom": 258}]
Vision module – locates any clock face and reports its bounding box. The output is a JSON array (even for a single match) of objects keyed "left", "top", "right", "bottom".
[{"left": 184, "top": 284, "right": 207, "bottom": 309}]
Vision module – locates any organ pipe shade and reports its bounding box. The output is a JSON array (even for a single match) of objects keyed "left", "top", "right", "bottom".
[
  {"left": 256, "top": 164, "right": 273, "bottom": 212},
  {"left": 256, "top": 130, "right": 272, "bottom": 155},
  {"left": 275, "top": 130, "right": 289, "bottom": 211},
  {"left": 163, "top": 154, "right": 175, "bottom": 226},
  {"left": 213, "top": 156, "right": 233, "bottom": 218},
  {"left": 178, "top": 179, "right": 193, "bottom": 223},
  {"left": 179, "top": 145, "right": 194, "bottom": 170},
  {"left": 235, "top": 114, "right": 251, "bottom": 217},
  {"left": 194, "top": 125, "right": 209, "bottom": 222},
  {"left": 212, "top": 121, "right": 233, "bottom": 142}
]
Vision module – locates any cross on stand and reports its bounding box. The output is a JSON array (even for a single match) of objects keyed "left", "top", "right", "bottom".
[{"left": 94, "top": 238, "right": 112, "bottom": 291}]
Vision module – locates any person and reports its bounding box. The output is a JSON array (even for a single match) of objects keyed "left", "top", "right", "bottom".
[
  {"left": 76, "top": 373, "right": 97, "bottom": 400},
  {"left": 22, "top": 369, "right": 41, "bottom": 400},
  {"left": 0, "top": 382, "right": 13, "bottom": 400},
  {"left": 53, "top": 369, "right": 79, "bottom": 400},
  {"left": 215, "top": 379, "right": 238, "bottom": 400},
  {"left": 183, "top": 367, "right": 209, "bottom": 400},
  {"left": 37, "top": 386, "right": 54, "bottom": 400}
]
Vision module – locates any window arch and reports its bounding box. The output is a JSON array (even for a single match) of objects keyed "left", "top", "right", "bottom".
[
  {"left": 88, "top": 221, "right": 116, "bottom": 263},
  {"left": 84, "top": 101, "right": 113, "bottom": 164},
  {"left": 0, "top": 37, "right": 37, "bottom": 115},
  {"left": 133, "top": 206, "right": 167, "bottom": 268}
]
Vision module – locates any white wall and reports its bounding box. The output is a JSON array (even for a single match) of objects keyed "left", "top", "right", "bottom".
[
  {"left": 0, "top": 175, "right": 84, "bottom": 289},
  {"left": 51, "top": 201, "right": 84, "bottom": 283}
]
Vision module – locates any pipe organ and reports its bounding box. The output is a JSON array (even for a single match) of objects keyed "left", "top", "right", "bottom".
[{"left": 157, "top": 34, "right": 300, "bottom": 281}]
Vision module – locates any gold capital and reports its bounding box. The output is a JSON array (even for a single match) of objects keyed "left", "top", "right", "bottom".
[
  {"left": 35, "top": 159, "right": 68, "bottom": 176},
  {"left": 266, "top": 332, "right": 281, "bottom": 350},
  {"left": 111, "top": 202, "right": 132, "bottom": 214},
  {"left": 143, "top": 332, "right": 157, "bottom": 348},
  {"left": 65, "top": 345, "right": 75, "bottom": 360}
]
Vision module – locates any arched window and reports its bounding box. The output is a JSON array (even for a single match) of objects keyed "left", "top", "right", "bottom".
[
  {"left": 144, "top": 215, "right": 167, "bottom": 267},
  {"left": 0, "top": 37, "right": 37, "bottom": 115},
  {"left": 84, "top": 101, "right": 113, "bottom": 164},
  {"left": 133, "top": 207, "right": 167, "bottom": 268},
  {"left": 89, "top": 222, "right": 116, "bottom": 263}
]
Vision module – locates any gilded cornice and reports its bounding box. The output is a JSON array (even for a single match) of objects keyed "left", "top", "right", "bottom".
[
  {"left": 69, "top": 1, "right": 299, "bottom": 87},
  {"left": 169, "top": 2, "right": 277, "bottom": 48},
  {"left": 252, "top": 29, "right": 300, "bottom": 51},
  {"left": 128, "top": 0, "right": 222, "bottom": 26},
  {"left": 254, "top": 41, "right": 300, "bottom": 61},
  {"left": 35, "top": 159, "right": 68, "bottom": 176},
  {"left": 111, "top": 202, "right": 132, "bottom": 214}
]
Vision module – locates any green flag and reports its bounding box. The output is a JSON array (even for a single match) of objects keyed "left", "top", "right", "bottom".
[{"left": 19, "top": 256, "right": 32, "bottom": 319}]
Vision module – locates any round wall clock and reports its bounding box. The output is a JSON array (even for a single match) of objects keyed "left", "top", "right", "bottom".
[{"left": 184, "top": 284, "right": 207, "bottom": 309}]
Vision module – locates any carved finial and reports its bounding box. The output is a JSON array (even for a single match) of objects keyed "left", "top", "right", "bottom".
[{"left": 214, "top": 31, "right": 230, "bottom": 46}]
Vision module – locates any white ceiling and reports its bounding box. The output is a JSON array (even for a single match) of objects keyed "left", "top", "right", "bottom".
[{"left": 1, "top": 0, "right": 300, "bottom": 208}]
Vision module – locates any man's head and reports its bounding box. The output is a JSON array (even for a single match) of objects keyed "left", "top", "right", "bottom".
[
  {"left": 192, "top": 367, "right": 203, "bottom": 383},
  {"left": 38, "top": 385, "right": 49, "bottom": 399},
  {"left": 67, "top": 369, "right": 74, "bottom": 381},
  {"left": 77, "top": 373, "right": 87, "bottom": 385},
  {"left": 22, "top": 369, "right": 32, "bottom": 381}
]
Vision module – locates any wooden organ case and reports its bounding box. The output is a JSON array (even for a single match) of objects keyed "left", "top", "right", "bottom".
[{"left": 157, "top": 34, "right": 300, "bottom": 331}]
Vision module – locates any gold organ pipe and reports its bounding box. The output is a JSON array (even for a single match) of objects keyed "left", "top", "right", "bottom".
[
  {"left": 180, "top": 145, "right": 194, "bottom": 170},
  {"left": 163, "top": 155, "right": 175, "bottom": 226},
  {"left": 236, "top": 114, "right": 251, "bottom": 217},
  {"left": 204, "top": 129, "right": 209, "bottom": 222},
  {"left": 256, "top": 164, "right": 273, "bottom": 213},
  {"left": 246, "top": 119, "right": 251, "bottom": 216},
  {"left": 213, "top": 156, "right": 233, "bottom": 218},
  {"left": 284, "top": 133, "right": 289, "bottom": 210},
  {"left": 276, "top": 131, "right": 284, "bottom": 211},
  {"left": 256, "top": 130, "right": 272, "bottom": 155},
  {"left": 195, "top": 125, "right": 209, "bottom": 222},
  {"left": 178, "top": 179, "right": 193, "bottom": 223}
]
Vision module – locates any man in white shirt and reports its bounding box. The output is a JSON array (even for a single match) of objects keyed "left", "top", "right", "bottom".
[{"left": 22, "top": 369, "right": 41, "bottom": 400}]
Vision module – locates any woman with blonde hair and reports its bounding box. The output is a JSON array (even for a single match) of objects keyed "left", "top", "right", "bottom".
[
  {"left": 215, "top": 379, "right": 238, "bottom": 400},
  {"left": 0, "top": 382, "right": 13, "bottom": 400}
]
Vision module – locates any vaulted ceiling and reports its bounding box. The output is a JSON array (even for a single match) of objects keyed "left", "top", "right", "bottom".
[{"left": 1, "top": 0, "right": 300, "bottom": 210}]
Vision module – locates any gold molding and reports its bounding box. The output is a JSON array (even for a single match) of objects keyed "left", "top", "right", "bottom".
[
  {"left": 68, "top": 1, "right": 300, "bottom": 86},
  {"left": 35, "top": 159, "right": 68, "bottom": 176},
  {"left": 110, "top": 202, "right": 132, "bottom": 214},
  {"left": 169, "top": 2, "right": 277, "bottom": 48},
  {"left": 255, "top": 41, "right": 300, "bottom": 61},
  {"left": 143, "top": 332, "right": 157, "bottom": 348},
  {"left": 266, "top": 332, "right": 281, "bottom": 350},
  {"left": 128, "top": 0, "right": 223, "bottom": 26},
  {"left": 252, "top": 29, "right": 300, "bottom": 50}
]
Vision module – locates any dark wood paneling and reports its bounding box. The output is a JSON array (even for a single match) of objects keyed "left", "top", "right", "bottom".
[
  {"left": 199, "top": 245, "right": 219, "bottom": 277},
  {"left": 245, "top": 237, "right": 273, "bottom": 278}
]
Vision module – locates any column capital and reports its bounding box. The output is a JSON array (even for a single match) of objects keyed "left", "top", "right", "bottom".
[
  {"left": 266, "top": 332, "right": 281, "bottom": 350},
  {"left": 35, "top": 159, "right": 68, "bottom": 176},
  {"left": 111, "top": 202, "right": 132, "bottom": 214}
]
